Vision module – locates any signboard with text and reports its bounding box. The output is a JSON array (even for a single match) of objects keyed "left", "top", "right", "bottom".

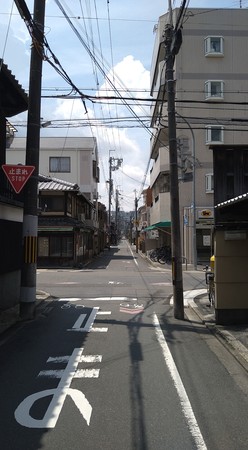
[{"left": 2, "top": 164, "right": 35, "bottom": 194}]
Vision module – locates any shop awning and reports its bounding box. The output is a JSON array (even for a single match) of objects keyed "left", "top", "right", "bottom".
[{"left": 143, "top": 221, "right": 171, "bottom": 231}]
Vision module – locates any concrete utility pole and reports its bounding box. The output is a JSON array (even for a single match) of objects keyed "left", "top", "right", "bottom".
[
  {"left": 164, "top": 3, "right": 184, "bottom": 319},
  {"left": 108, "top": 156, "right": 123, "bottom": 242},
  {"left": 17, "top": 0, "right": 46, "bottom": 319},
  {"left": 134, "top": 191, "right": 139, "bottom": 254},
  {"left": 115, "top": 188, "right": 119, "bottom": 238}
]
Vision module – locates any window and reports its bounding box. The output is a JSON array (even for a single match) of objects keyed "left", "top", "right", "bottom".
[
  {"left": 38, "top": 236, "right": 73, "bottom": 257},
  {"left": 206, "top": 126, "right": 224, "bottom": 144},
  {"left": 205, "top": 81, "right": 224, "bottom": 101},
  {"left": 40, "top": 195, "right": 64, "bottom": 212},
  {"left": 49, "top": 156, "right": 70, "bottom": 173},
  {"left": 204, "top": 36, "right": 224, "bottom": 56},
  {"left": 38, "top": 237, "right": 49, "bottom": 256},
  {"left": 205, "top": 173, "right": 214, "bottom": 193}
]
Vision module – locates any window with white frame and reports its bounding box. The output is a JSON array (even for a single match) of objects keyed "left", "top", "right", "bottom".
[
  {"left": 49, "top": 156, "right": 70, "bottom": 173},
  {"left": 205, "top": 80, "right": 224, "bottom": 100},
  {"left": 205, "top": 173, "right": 214, "bottom": 193},
  {"left": 205, "top": 126, "right": 224, "bottom": 144},
  {"left": 204, "top": 36, "right": 224, "bottom": 56}
]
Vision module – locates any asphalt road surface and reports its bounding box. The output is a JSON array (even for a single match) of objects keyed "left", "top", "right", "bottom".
[{"left": 0, "top": 240, "right": 248, "bottom": 449}]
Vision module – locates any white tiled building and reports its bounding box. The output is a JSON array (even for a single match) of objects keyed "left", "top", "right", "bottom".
[
  {"left": 149, "top": 7, "right": 248, "bottom": 264},
  {"left": 7, "top": 136, "right": 99, "bottom": 204}
]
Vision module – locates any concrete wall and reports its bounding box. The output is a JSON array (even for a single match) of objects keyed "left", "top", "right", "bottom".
[
  {"left": 0, "top": 271, "right": 21, "bottom": 309},
  {"left": 215, "top": 230, "right": 248, "bottom": 324}
]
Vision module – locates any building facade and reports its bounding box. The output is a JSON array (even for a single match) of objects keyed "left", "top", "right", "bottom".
[
  {"left": 38, "top": 175, "right": 107, "bottom": 268},
  {"left": 5, "top": 136, "right": 107, "bottom": 269},
  {"left": 0, "top": 60, "right": 28, "bottom": 311},
  {"left": 149, "top": 8, "right": 248, "bottom": 265},
  {"left": 7, "top": 136, "right": 99, "bottom": 204}
]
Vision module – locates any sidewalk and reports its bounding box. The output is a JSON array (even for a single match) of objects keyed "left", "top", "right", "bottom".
[
  {"left": 188, "top": 292, "right": 248, "bottom": 373},
  {"left": 0, "top": 290, "right": 50, "bottom": 335},
  {"left": 139, "top": 248, "right": 248, "bottom": 373}
]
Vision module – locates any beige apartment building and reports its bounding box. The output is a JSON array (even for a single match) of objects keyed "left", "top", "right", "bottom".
[{"left": 149, "top": 7, "right": 248, "bottom": 265}]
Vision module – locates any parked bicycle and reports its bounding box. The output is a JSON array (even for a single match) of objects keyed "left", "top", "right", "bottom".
[
  {"left": 203, "top": 265, "right": 215, "bottom": 306},
  {"left": 157, "top": 246, "right": 172, "bottom": 264},
  {"left": 148, "top": 246, "right": 172, "bottom": 264}
]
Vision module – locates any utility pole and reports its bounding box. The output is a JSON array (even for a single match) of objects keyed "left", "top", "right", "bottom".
[
  {"left": 134, "top": 191, "right": 138, "bottom": 253},
  {"left": 108, "top": 155, "right": 123, "bottom": 244},
  {"left": 108, "top": 157, "right": 113, "bottom": 227},
  {"left": 115, "top": 188, "right": 119, "bottom": 241},
  {"left": 16, "top": 0, "right": 46, "bottom": 319},
  {"left": 164, "top": 2, "right": 184, "bottom": 319}
]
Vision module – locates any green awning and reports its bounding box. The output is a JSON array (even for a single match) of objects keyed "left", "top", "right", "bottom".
[
  {"left": 38, "top": 227, "right": 74, "bottom": 232},
  {"left": 143, "top": 221, "right": 171, "bottom": 231}
]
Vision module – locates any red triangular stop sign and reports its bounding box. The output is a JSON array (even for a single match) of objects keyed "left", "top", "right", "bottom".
[{"left": 2, "top": 164, "right": 35, "bottom": 194}]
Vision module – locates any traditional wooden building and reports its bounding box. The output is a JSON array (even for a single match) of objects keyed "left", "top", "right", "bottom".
[
  {"left": 212, "top": 145, "right": 248, "bottom": 324},
  {"left": 38, "top": 175, "right": 106, "bottom": 268},
  {"left": 0, "top": 60, "right": 28, "bottom": 310}
]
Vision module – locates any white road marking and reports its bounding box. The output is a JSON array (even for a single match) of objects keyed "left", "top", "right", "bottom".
[
  {"left": 38, "top": 368, "right": 100, "bottom": 378},
  {"left": 74, "top": 369, "right": 100, "bottom": 378},
  {"left": 80, "top": 355, "right": 102, "bottom": 363},
  {"left": 58, "top": 297, "right": 82, "bottom": 302},
  {"left": 90, "top": 327, "right": 109, "bottom": 332},
  {"left": 47, "top": 355, "right": 102, "bottom": 363},
  {"left": 170, "top": 289, "right": 207, "bottom": 307},
  {"left": 153, "top": 314, "right": 207, "bottom": 450},
  {"left": 15, "top": 348, "right": 92, "bottom": 428},
  {"left": 82, "top": 296, "right": 137, "bottom": 301},
  {"left": 67, "top": 308, "right": 110, "bottom": 332},
  {"left": 128, "top": 244, "right": 139, "bottom": 266}
]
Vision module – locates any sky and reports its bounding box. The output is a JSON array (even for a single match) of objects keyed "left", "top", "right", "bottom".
[{"left": 0, "top": 0, "right": 246, "bottom": 211}]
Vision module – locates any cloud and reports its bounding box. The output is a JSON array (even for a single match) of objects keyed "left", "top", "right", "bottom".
[
  {"left": 2, "top": 2, "right": 153, "bottom": 211},
  {"left": 38, "top": 54, "right": 152, "bottom": 210}
]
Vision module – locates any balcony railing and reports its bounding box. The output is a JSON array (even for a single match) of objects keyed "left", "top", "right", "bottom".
[{"left": 0, "top": 171, "right": 24, "bottom": 205}]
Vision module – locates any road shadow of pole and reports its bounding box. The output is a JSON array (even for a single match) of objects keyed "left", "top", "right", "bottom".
[{"left": 128, "top": 310, "right": 148, "bottom": 450}]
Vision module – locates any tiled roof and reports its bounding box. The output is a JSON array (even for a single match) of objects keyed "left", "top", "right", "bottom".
[
  {"left": 38, "top": 175, "right": 79, "bottom": 191},
  {"left": 0, "top": 59, "right": 28, "bottom": 116},
  {"left": 215, "top": 193, "right": 248, "bottom": 209}
]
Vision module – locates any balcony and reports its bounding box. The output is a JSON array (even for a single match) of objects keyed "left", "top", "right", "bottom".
[
  {"left": 0, "top": 171, "right": 24, "bottom": 206},
  {"left": 150, "top": 127, "right": 169, "bottom": 160},
  {"left": 85, "top": 218, "right": 99, "bottom": 229}
]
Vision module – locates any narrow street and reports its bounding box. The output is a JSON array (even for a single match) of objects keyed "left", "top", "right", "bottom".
[{"left": 0, "top": 240, "right": 247, "bottom": 450}]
